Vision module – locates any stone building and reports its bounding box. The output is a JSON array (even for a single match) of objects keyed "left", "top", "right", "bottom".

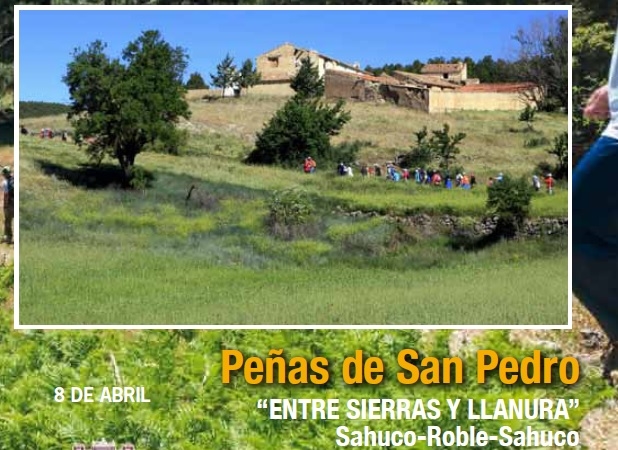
[
  {"left": 420, "top": 62, "right": 467, "bottom": 83},
  {"left": 324, "top": 70, "right": 430, "bottom": 112},
  {"left": 251, "top": 44, "right": 537, "bottom": 113},
  {"left": 392, "top": 71, "right": 460, "bottom": 91},
  {"left": 254, "top": 42, "right": 367, "bottom": 96}
]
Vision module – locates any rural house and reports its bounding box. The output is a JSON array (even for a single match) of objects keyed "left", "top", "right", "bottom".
[
  {"left": 251, "top": 44, "right": 537, "bottom": 113},
  {"left": 421, "top": 62, "right": 467, "bottom": 83},
  {"left": 325, "top": 68, "right": 537, "bottom": 113},
  {"left": 254, "top": 42, "right": 367, "bottom": 96}
]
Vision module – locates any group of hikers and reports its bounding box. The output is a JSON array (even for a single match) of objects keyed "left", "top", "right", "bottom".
[
  {"left": 304, "top": 157, "right": 555, "bottom": 194},
  {"left": 533, "top": 173, "right": 555, "bottom": 195},
  {"left": 20, "top": 125, "right": 69, "bottom": 141}
]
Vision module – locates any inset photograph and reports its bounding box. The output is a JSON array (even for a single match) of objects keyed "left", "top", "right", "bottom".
[{"left": 17, "top": 7, "right": 569, "bottom": 327}]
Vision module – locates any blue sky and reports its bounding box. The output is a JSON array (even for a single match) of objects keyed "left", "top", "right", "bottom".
[{"left": 18, "top": 8, "right": 567, "bottom": 103}]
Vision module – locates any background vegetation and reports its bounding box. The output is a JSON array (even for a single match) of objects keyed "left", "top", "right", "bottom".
[
  {"left": 20, "top": 100, "right": 70, "bottom": 119},
  {"left": 20, "top": 91, "right": 567, "bottom": 325}
]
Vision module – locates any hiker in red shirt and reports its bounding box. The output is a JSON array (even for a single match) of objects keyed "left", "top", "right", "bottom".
[
  {"left": 431, "top": 171, "right": 442, "bottom": 186},
  {"left": 303, "top": 156, "right": 316, "bottom": 174},
  {"left": 544, "top": 173, "right": 554, "bottom": 195}
]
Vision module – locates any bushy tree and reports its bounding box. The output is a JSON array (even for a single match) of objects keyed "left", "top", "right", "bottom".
[
  {"left": 246, "top": 57, "right": 351, "bottom": 167},
  {"left": 430, "top": 123, "right": 466, "bottom": 173},
  {"left": 487, "top": 175, "right": 533, "bottom": 237},
  {"left": 518, "top": 104, "right": 536, "bottom": 130},
  {"left": 246, "top": 97, "right": 350, "bottom": 166},
  {"left": 398, "top": 126, "right": 433, "bottom": 168},
  {"left": 185, "top": 71, "right": 207, "bottom": 90},
  {"left": 210, "top": 53, "right": 238, "bottom": 97},
  {"left": 63, "top": 30, "right": 190, "bottom": 181},
  {"left": 398, "top": 124, "right": 465, "bottom": 172}
]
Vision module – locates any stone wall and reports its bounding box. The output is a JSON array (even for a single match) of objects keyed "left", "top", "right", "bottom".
[
  {"left": 334, "top": 207, "right": 568, "bottom": 238},
  {"left": 428, "top": 91, "right": 528, "bottom": 113},
  {"left": 251, "top": 82, "right": 295, "bottom": 97},
  {"left": 381, "top": 85, "right": 429, "bottom": 112},
  {"left": 324, "top": 71, "right": 367, "bottom": 100}
]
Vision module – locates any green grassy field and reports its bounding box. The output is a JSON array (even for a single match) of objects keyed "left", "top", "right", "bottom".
[{"left": 19, "top": 98, "right": 568, "bottom": 325}]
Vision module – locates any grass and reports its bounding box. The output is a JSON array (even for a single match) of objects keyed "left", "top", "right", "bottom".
[
  {"left": 18, "top": 98, "right": 568, "bottom": 326},
  {"left": 20, "top": 242, "right": 566, "bottom": 325},
  {"left": 22, "top": 95, "right": 567, "bottom": 179}
]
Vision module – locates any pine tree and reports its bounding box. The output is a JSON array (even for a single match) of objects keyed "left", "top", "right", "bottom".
[
  {"left": 290, "top": 57, "right": 324, "bottom": 99},
  {"left": 185, "top": 71, "right": 207, "bottom": 90},
  {"left": 238, "top": 58, "right": 261, "bottom": 94},
  {"left": 210, "top": 53, "right": 238, "bottom": 98}
]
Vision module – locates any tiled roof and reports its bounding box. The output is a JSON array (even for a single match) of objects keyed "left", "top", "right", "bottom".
[
  {"left": 326, "top": 69, "right": 401, "bottom": 85},
  {"left": 421, "top": 63, "right": 465, "bottom": 74},
  {"left": 458, "top": 82, "right": 536, "bottom": 93},
  {"left": 377, "top": 72, "right": 402, "bottom": 85}
]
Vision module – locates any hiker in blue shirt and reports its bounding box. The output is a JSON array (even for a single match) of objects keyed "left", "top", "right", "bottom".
[{"left": 573, "top": 25, "right": 618, "bottom": 383}]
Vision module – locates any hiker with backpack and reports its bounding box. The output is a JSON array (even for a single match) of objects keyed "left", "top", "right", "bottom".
[{"left": 2, "top": 167, "right": 13, "bottom": 244}]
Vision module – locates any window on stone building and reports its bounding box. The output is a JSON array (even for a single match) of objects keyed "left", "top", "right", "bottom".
[
  {"left": 268, "top": 56, "right": 279, "bottom": 68},
  {"left": 443, "top": 73, "right": 448, "bottom": 79}
]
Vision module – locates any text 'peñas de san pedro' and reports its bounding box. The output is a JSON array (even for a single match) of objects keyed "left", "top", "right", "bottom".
[{"left": 221, "top": 349, "right": 579, "bottom": 386}]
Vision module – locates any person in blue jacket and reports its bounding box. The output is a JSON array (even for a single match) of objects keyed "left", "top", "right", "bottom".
[{"left": 573, "top": 25, "right": 618, "bottom": 383}]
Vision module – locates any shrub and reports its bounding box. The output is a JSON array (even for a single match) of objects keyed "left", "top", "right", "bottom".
[
  {"left": 128, "top": 166, "right": 152, "bottom": 191},
  {"left": 486, "top": 175, "right": 533, "bottom": 237},
  {"left": 518, "top": 104, "right": 536, "bottom": 124},
  {"left": 246, "top": 97, "right": 351, "bottom": 167},
  {"left": 267, "top": 188, "right": 317, "bottom": 240},
  {"left": 523, "top": 136, "right": 550, "bottom": 148}
]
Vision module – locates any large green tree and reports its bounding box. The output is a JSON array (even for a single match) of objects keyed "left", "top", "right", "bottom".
[{"left": 64, "top": 30, "right": 190, "bottom": 180}]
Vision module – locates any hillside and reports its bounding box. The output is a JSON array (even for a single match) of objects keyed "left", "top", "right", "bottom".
[
  {"left": 19, "top": 95, "right": 567, "bottom": 326},
  {"left": 24, "top": 95, "right": 567, "bottom": 178},
  {"left": 19, "top": 100, "right": 69, "bottom": 119}
]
